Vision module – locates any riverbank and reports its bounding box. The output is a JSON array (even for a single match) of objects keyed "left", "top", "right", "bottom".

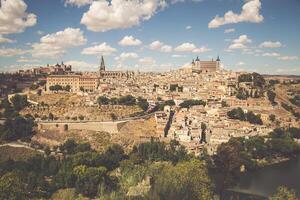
[
  {"left": 255, "top": 156, "right": 293, "bottom": 168},
  {"left": 232, "top": 155, "right": 300, "bottom": 198}
]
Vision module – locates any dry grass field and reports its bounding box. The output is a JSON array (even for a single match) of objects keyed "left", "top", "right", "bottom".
[{"left": 0, "top": 146, "right": 41, "bottom": 162}]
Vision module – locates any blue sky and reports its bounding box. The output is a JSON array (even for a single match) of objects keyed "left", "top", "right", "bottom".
[{"left": 0, "top": 0, "right": 299, "bottom": 74}]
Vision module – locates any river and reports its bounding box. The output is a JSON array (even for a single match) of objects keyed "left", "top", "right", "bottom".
[{"left": 226, "top": 156, "right": 300, "bottom": 199}]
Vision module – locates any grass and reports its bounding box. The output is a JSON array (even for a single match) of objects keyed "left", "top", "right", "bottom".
[{"left": 0, "top": 146, "right": 41, "bottom": 162}]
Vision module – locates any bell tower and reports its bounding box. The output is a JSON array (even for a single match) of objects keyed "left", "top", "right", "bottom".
[{"left": 100, "top": 56, "right": 105, "bottom": 72}]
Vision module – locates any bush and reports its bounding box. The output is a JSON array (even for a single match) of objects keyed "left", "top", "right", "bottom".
[
  {"left": 179, "top": 99, "right": 206, "bottom": 108},
  {"left": 11, "top": 94, "right": 28, "bottom": 111}
]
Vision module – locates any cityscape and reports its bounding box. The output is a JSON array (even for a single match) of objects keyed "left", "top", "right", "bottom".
[{"left": 0, "top": 0, "right": 300, "bottom": 200}]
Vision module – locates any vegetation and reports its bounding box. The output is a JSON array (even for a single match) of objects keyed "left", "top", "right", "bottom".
[
  {"left": 267, "top": 90, "right": 277, "bottom": 104},
  {"left": 11, "top": 94, "right": 28, "bottom": 111},
  {"left": 238, "top": 72, "right": 265, "bottom": 88},
  {"left": 49, "top": 84, "right": 71, "bottom": 92},
  {"left": 97, "top": 95, "right": 149, "bottom": 111},
  {"left": 0, "top": 138, "right": 214, "bottom": 200},
  {"left": 227, "top": 107, "right": 263, "bottom": 125},
  {"left": 170, "top": 84, "right": 183, "bottom": 92},
  {"left": 281, "top": 103, "right": 300, "bottom": 119},
  {"left": 49, "top": 84, "right": 63, "bottom": 91},
  {"left": 179, "top": 99, "right": 206, "bottom": 108},
  {"left": 236, "top": 90, "right": 248, "bottom": 100},
  {"left": 290, "top": 95, "right": 300, "bottom": 107},
  {"left": 212, "top": 128, "right": 300, "bottom": 195},
  {"left": 269, "top": 186, "right": 298, "bottom": 200},
  {"left": 0, "top": 115, "right": 34, "bottom": 141}
]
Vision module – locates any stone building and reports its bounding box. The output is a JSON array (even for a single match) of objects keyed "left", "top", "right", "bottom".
[
  {"left": 46, "top": 74, "right": 98, "bottom": 92},
  {"left": 191, "top": 56, "right": 220, "bottom": 73},
  {"left": 98, "top": 56, "right": 135, "bottom": 79}
]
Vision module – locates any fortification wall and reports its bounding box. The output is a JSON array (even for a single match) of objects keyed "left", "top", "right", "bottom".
[{"left": 38, "top": 121, "right": 127, "bottom": 134}]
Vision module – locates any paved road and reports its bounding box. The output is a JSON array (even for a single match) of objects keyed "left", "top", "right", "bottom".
[
  {"left": 0, "top": 142, "right": 44, "bottom": 153},
  {"left": 38, "top": 112, "right": 155, "bottom": 124}
]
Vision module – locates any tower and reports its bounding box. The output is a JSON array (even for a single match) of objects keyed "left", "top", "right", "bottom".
[
  {"left": 100, "top": 56, "right": 105, "bottom": 72},
  {"left": 216, "top": 55, "right": 221, "bottom": 70}
]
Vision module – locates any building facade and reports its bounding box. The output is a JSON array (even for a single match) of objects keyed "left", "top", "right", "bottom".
[
  {"left": 46, "top": 74, "right": 98, "bottom": 92},
  {"left": 98, "top": 56, "right": 135, "bottom": 79},
  {"left": 191, "top": 56, "right": 220, "bottom": 73}
]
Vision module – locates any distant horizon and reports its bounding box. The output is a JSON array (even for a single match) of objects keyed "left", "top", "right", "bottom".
[{"left": 0, "top": 0, "right": 299, "bottom": 75}]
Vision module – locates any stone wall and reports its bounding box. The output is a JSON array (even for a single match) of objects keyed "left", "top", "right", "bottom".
[{"left": 38, "top": 121, "right": 127, "bottom": 134}]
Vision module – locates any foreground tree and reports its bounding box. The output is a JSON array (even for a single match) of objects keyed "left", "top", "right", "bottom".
[
  {"left": 213, "top": 140, "right": 244, "bottom": 196},
  {"left": 269, "top": 187, "right": 298, "bottom": 200},
  {"left": 0, "top": 172, "right": 27, "bottom": 200},
  {"left": 147, "top": 159, "right": 215, "bottom": 200},
  {"left": 11, "top": 94, "right": 28, "bottom": 111}
]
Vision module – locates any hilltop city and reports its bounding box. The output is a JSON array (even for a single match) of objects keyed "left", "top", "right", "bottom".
[{"left": 1, "top": 0, "right": 300, "bottom": 199}]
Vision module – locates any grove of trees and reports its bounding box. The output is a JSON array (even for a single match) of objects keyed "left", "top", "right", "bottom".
[{"left": 227, "top": 107, "right": 263, "bottom": 125}]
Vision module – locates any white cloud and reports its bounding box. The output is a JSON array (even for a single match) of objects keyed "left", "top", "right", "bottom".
[
  {"left": 64, "top": 60, "right": 97, "bottom": 71},
  {"left": 118, "top": 35, "right": 142, "bottom": 46},
  {"left": 278, "top": 56, "right": 298, "bottom": 61},
  {"left": 172, "top": 54, "right": 187, "bottom": 58},
  {"left": 186, "top": 25, "right": 192, "bottom": 30},
  {"left": 64, "top": 0, "right": 93, "bottom": 7},
  {"left": 149, "top": 40, "right": 172, "bottom": 53},
  {"left": 171, "top": 0, "right": 204, "bottom": 3},
  {"left": 37, "top": 30, "right": 44, "bottom": 35},
  {"left": 116, "top": 52, "right": 139, "bottom": 60},
  {"left": 262, "top": 52, "right": 280, "bottom": 57},
  {"left": 0, "top": 35, "right": 16, "bottom": 43},
  {"left": 275, "top": 67, "right": 300, "bottom": 74},
  {"left": 81, "top": 0, "right": 166, "bottom": 32},
  {"left": 224, "top": 28, "right": 235, "bottom": 33},
  {"left": 208, "top": 0, "right": 263, "bottom": 28},
  {"left": 138, "top": 57, "right": 157, "bottom": 71},
  {"left": 17, "top": 56, "right": 39, "bottom": 63},
  {"left": 32, "top": 28, "right": 87, "bottom": 58},
  {"left": 175, "top": 42, "right": 211, "bottom": 53},
  {"left": 0, "top": 47, "right": 27, "bottom": 57},
  {"left": 228, "top": 35, "right": 252, "bottom": 50},
  {"left": 0, "top": 0, "right": 37, "bottom": 35},
  {"left": 236, "top": 61, "right": 245, "bottom": 66},
  {"left": 259, "top": 41, "right": 282, "bottom": 48},
  {"left": 81, "top": 42, "right": 117, "bottom": 55}
]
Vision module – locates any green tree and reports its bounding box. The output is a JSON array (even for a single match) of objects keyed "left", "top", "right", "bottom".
[
  {"left": 227, "top": 107, "right": 245, "bottom": 120},
  {"left": 269, "top": 114, "right": 276, "bottom": 122},
  {"left": 0, "top": 172, "right": 27, "bottom": 200},
  {"left": 246, "top": 111, "right": 263, "bottom": 125},
  {"left": 11, "top": 94, "right": 28, "bottom": 111},
  {"left": 75, "top": 166, "right": 107, "bottom": 198},
  {"left": 213, "top": 140, "right": 244, "bottom": 196},
  {"left": 78, "top": 115, "right": 84, "bottom": 120},
  {"left": 179, "top": 99, "right": 206, "bottom": 108},
  {"left": 267, "top": 90, "right": 276, "bottom": 104},
  {"left": 49, "top": 113, "right": 54, "bottom": 120},
  {"left": 1, "top": 116, "right": 34, "bottom": 141},
  {"left": 64, "top": 85, "right": 71, "bottom": 92},
  {"left": 37, "top": 89, "right": 42, "bottom": 96},
  {"left": 148, "top": 159, "right": 215, "bottom": 200},
  {"left": 137, "top": 97, "right": 149, "bottom": 111},
  {"left": 49, "top": 84, "right": 63, "bottom": 92},
  {"left": 110, "top": 113, "right": 117, "bottom": 121},
  {"left": 238, "top": 74, "right": 252, "bottom": 82},
  {"left": 200, "top": 122, "right": 207, "bottom": 143},
  {"left": 269, "top": 186, "right": 298, "bottom": 200},
  {"left": 97, "top": 96, "right": 110, "bottom": 105}
]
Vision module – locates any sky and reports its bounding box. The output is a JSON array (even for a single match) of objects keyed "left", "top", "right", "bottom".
[{"left": 0, "top": 0, "right": 300, "bottom": 74}]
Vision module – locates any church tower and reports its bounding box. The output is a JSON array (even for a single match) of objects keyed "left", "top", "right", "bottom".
[{"left": 100, "top": 56, "right": 105, "bottom": 72}]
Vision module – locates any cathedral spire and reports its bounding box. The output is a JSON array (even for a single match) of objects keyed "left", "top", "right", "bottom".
[{"left": 100, "top": 56, "right": 105, "bottom": 71}]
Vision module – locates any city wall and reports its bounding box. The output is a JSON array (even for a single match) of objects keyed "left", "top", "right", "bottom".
[{"left": 38, "top": 121, "right": 127, "bottom": 134}]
